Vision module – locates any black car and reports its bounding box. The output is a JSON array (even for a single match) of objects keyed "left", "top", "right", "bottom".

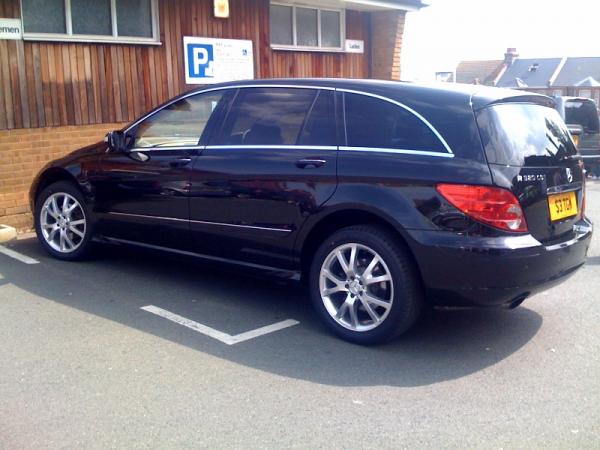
[
  {"left": 30, "top": 79, "right": 592, "bottom": 344},
  {"left": 554, "top": 96, "right": 600, "bottom": 172}
]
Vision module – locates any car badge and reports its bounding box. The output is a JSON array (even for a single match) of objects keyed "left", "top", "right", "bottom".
[{"left": 566, "top": 168, "right": 573, "bottom": 183}]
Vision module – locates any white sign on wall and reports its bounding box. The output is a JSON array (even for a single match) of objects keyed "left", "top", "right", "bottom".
[
  {"left": 0, "top": 18, "right": 22, "bottom": 40},
  {"left": 183, "top": 36, "right": 254, "bottom": 85},
  {"left": 345, "top": 39, "right": 364, "bottom": 54}
]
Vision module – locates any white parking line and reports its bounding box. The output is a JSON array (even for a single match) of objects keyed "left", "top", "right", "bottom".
[
  {"left": 0, "top": 245, "right": 40, "bottom": 265},
  {"left": 141, "top": 305, "right": 299, "bottom": 345}
]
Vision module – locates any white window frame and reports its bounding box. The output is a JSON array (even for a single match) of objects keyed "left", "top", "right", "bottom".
[
  {"left": 20, "top": 0, "right": 161, "bottom": 45},
  {"left": 270, "top": 2, "right": 345, "bottom": 53}
]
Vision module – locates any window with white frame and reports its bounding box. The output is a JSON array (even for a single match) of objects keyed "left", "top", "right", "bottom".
[
  {"left": 21, "top": 0, "right": 159, "bottom": 44},
  {"left": 270, "top": 3, "right": 344, "bottom": 51}
]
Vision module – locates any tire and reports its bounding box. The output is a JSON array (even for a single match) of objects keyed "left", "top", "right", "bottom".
[
  {"left": 309, "top": 225, "right": 422, "bottom": 345},
  {"left": 34, "top": 180, "right": 94, "bottom": 261}
]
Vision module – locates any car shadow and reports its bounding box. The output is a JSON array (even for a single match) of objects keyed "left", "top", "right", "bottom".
[{"left": 1, "top": 238, "right": 543, "bottom": 387}]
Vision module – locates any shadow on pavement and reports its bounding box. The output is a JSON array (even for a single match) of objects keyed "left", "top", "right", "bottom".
[{"left": 1, "top": 238, "right": 543, "bottom": 387}]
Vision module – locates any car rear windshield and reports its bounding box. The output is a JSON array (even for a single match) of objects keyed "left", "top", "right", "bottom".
[
  {"left": 477, "top": 103, "right": 578, "bottom": 166},
  {"left": 564, "top": 99, "right": 600, "bottom": 133}
]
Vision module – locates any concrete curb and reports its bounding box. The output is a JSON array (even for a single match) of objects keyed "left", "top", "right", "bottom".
[{"left": 0, "top": 224, "right": 17, "bottom": 244}]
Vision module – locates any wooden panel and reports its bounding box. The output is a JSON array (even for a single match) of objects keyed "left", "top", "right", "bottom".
[{"left": 0, "top": 0, "right": 371, "bottom": 130}]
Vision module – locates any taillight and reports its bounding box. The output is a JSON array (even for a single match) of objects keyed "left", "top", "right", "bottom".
[{"left": 436, "top": 184, "right": 528, "bottom": 233}]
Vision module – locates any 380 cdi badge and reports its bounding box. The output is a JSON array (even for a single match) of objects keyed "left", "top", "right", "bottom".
[{"left": 31, "top": 79, "right": 592, "bottom": 344}]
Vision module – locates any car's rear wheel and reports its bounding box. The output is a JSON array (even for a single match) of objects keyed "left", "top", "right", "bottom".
[
  {"left": 310, "top": 225, "right": 422, "bottom": 344},
  {"left": 35, "top": 181, "right": 93, "bottom": 260}
]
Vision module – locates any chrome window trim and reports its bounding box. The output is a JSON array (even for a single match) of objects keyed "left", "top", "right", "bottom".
[
  {"left": 108, "top": 211, "right": 292, "bottom": 233},
  {"left": 205, "top": 145, "right": 337, "bottom": 151},
  {"left": 124, "top": 84, "right": 454, "bottom": 157},
  {"left": 338, "top": 88, "right": 454, "bottom": 155},
  {"left": 128, "top": 146, "right": 204, "bottom": 152},
  {"left": 124, "top": 84, "right": 333, "bottom": 134},
  {"left": 339, "top": 146, "right": 455, "bottom": 158}
]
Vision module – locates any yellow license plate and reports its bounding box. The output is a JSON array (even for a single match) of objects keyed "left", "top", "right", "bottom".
[{"left": 548, "top": 191, "right": 578, "bottom": 221}]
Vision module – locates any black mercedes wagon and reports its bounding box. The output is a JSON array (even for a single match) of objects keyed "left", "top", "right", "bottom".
[{"left": 30, "top": 79, "right": 593, "bottom": 344}]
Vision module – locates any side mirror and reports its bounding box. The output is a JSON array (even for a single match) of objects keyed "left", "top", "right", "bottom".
[{"left": 105, "top": 130, "right": 131, "bottom": 153}]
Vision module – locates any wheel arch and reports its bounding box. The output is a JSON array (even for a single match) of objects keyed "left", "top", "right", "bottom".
[
  {"left": 297, "top": 207, "right": 424, "bottom": 287},
  {"left": 31, "top": 167, "right": 82, "bottom": 210}
]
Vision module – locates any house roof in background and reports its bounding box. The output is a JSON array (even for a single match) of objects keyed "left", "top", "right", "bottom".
[
  {"left": 554, "top": 57, "right": 600, "bottom": 86},
  {"left": 455, "top": 60, "right": 503, "bottom": 84},
  {"left": 496, "top": 58, "right": 562, "bottom": 88}
]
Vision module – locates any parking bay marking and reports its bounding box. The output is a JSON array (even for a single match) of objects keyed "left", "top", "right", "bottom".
[
  {"left": 141, "top": 305, "right": 299, "bottom": 345},
  {"left": 0, "top": 245, "right": 40, "bottom": 265}
]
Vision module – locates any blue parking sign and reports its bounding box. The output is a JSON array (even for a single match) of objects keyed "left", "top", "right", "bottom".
[
  {"left": 183, "top": 36, "right": 254, "bottom": 85},
  {"left": 187, "top": 43, "right": 214, "bottom": 79}
]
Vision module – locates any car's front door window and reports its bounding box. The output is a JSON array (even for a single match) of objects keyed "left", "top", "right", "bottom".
[{"left": 133, "top": 91, "right": 225, "bottom": 148}]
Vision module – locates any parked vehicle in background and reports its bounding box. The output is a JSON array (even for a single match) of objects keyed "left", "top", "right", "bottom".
[
  {"left": 30, "top": 80, "right": 592, "bottom": 344},
  {"left": 554, "top": 96, "right": 600, "bottom": 176}
]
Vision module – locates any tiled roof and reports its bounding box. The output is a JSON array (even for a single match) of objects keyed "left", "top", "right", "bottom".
[
  {"left": 455, "top": 60, "right": 503, "bottom": 85},
  {"left": 496, "top": 58, "right": 563, "bottom": 88},
  {"left": 553, "top": 57, "right": 600, "bottom": 86}
]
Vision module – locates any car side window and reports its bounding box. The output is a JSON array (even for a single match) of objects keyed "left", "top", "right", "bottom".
[
  {"left": 344, "top": 92, "right": 446, "bottom": 152},
  {"left": 216, "top": 87, "right": 317, "bottom": 146},
  {"left": 297, "top": 90, "right": 337, "bottom": 146},
  {"left": 133, "top": 91, "right": 225, "bottom": 148}
]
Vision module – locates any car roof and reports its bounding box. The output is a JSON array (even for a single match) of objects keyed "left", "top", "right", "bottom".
[{"left": 193, "top": 78, "right": 554, "bottom": 110}]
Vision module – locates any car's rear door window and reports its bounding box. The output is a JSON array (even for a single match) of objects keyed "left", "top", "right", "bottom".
[
  {"left": 216, "top": 87, "right": 317, "bottom": 146},
  {"left": 297, "top": 90, "right": 337, "bottom": 146},
  {"left": 343, "top": 92, "right": 447, "bottom": 153}
]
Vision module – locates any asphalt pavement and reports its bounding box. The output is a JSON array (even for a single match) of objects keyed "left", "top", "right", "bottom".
[{"left": 1, "top": 184, "right": 599, "bottom": 449}]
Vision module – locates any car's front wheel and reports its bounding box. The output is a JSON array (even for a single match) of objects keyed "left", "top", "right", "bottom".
[
  {"left": 35, "top": 181, "right": 93, "bottom": 260},
  {"left": 310, "top": 225, "right": 422, "bottom": 344}
]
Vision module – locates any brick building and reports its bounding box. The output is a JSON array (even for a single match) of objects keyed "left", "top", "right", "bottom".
[{"left": 0, "top": 0, "right": 424, "bottom": 230}]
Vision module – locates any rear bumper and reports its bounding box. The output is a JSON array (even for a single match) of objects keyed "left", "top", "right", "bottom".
[{"left": 407, "top": 218, "right": 593, "bottom": 306}]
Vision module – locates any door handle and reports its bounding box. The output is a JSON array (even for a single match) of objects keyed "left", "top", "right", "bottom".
[
  {"left": 296, "top": 158, "right": 326, "bottom": 169},
  {"left": 169, "top": 157, "right": 192, "bottom": 168}
]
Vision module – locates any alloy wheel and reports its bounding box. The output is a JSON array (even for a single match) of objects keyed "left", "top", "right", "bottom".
[
  {"left": 319, "top": 243, "right": 394, "bottom": 332},
  {"left": 40, "top": 192, "right": 87, "bottom": 253}
]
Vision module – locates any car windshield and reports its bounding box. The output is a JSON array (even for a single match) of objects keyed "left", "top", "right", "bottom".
[
  {"left": 477, "top": 103, "right": 578, "bottom": 166},
  {"left": 564, "top": 99, "right": 600, "bottom": 133}
]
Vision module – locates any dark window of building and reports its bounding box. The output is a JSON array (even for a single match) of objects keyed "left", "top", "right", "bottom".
[
  {"left": 269, "top": 3, "right": 344, "bottom": 51},
  {"left": 298, "top": 90, "right": 337, "bottom": 146},
  {"left": 296, "top": 7, "right": 318, "bottom": 47},
  {"left": 321, "top": 10, "right": 342, "bottom": 48},
  {"left": 21, "top": 0, "right": 157, "bottom": 43},
  {"left": 344, "top": 93, "right": 446, "bottom": 152},
  {"left": 270, "top": 4, "right": 293, "bottom": 46},
  {"left": 71, "top": 0, "right": 112, "bottom": 36},
  {"left": 218, "top": 88, "right": 318, "bottom": 146},
  {"left": 133, "top": 92, "right": 225, "bottom": 148},
  {"left": 22, "top": 0, "right": 66, "bottom": 34},
  {"left": 117, "top": 0, "right": 154, "bottom": 38}
]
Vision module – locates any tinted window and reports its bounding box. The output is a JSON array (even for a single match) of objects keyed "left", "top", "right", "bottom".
[
  {"left": 117, "top": 0, "right": 153, "bottom": 38},
  {"left": 564, "top": 99, "right": 600, "bottom": 133},
  {"left": 71, "top": 0, "right": 112, "bottom": 35},
  {"left": 218, "top": 88, "right": 317, "bottom": 146},
  {"left": 477, "top": 103, "right": 578, "bottom": 166},
  {"left": 298, "top": 90, "right": 337, "bottom": 146},
  {"left": 22, "top": 0, "right": 66, "bottom": 34},
  {"left": 133, "top": 91, "right": 224, "bottom": 148},
  {"left": 344, "top": 93, "right": 446, "bottom": 152}
]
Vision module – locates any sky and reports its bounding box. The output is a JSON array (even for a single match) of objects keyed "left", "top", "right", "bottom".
[{"left": 401, "top": 0, "right": 600, "bottom": 81}]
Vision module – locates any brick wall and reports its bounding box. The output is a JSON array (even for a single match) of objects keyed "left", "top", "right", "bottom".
[
  {"left": 370, "top": 10, "right": 406, "bottom": 80},
  {"left": 0, "top": 123, "right": 125, "bottom": 230}
]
